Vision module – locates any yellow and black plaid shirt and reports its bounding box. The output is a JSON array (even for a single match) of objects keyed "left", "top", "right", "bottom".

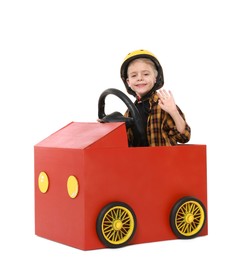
[{"left": 125, "top": 92, "right": 191, "bottom": 146}]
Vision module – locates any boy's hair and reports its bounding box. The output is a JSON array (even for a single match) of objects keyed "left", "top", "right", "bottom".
[{"left": 127, "top": 58, "right": 158, "bottom": 78}]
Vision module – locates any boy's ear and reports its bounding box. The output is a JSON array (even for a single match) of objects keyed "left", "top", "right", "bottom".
[{"left": 126, "top": 79, "right": 130, "bottom": 87}]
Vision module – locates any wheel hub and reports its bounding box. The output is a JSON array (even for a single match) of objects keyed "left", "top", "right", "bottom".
[
  {"left": 185, "top": 213, "right": 194, "bottom": 223},
  {"left": 113, "top": 220, "right": 123, "bottom": 230}
]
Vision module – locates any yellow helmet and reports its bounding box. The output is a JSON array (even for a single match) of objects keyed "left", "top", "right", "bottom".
[{"left": 120, "top": 49, "right": 164, "bottom": 96}]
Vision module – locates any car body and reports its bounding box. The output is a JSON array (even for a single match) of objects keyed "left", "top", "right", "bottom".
[{"left": 34, "top": 121, "right": 208, "bottom": 250}]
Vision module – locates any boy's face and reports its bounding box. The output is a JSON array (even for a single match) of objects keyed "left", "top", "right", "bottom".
[{"left": 126, "top": 59, "right": 157, "bottom": 98}]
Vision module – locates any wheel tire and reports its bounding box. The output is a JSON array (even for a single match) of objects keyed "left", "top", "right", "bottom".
[
  {"left": 96, "top": 201, "right": 137, "bottom": 248},
  {"left": 170, "top": 196, "right": 206, "bottom": 239}
]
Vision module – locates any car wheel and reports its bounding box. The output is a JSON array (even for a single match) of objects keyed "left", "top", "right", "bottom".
[
  {"left": 96, "top": 201, "right": 137, "bottom": 248},
  {"left": 170, "top": 196, "right": 206, "bottom": 239}
]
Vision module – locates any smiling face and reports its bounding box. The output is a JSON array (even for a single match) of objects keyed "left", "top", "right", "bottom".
[{"left": 126, "top": 58, "right": 158, "bottom": 98}]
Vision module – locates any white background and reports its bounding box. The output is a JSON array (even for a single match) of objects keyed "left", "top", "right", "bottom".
[{"left": 1, "top": 0, "right": 243, "bottom": 259}]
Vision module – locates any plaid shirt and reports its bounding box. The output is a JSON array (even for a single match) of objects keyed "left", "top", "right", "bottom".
[{"left": 125, "top": 92, "right": 191, "bottom": 146}]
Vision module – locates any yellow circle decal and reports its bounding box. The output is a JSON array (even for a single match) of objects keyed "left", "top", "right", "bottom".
[
  {"left": 67, "top": 175, "right": 79, "bottom": 198},
  {"left": 38, "top": 171, "right": 49, "bottom": 193}
]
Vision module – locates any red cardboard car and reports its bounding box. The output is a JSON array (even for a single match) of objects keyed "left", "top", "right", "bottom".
[{"left": 34, "top": 89, "right": 207, "bottom": 250}]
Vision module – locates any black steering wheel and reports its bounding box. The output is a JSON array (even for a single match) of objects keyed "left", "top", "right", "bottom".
[{"left": 98, "top": 88, "right": 147, "bottom": 147}]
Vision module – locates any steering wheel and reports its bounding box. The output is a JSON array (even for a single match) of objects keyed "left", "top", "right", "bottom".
[{"left": 98, "top": 88, "right": 147, "bottom": 147}]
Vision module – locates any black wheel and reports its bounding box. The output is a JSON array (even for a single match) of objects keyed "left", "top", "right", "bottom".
[
  {"left": 98, "top": 88, "right": 147, "bottom": 146},
  {"left": 96, "top": 201, "right": 137, "bottom": 248},
  {"left": 170, "top": 196, "right": 206, "bottom": 239}
]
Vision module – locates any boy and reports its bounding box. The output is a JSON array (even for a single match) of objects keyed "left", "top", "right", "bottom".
[{"left": 120, "top": 49, "right": 191, "bottom": 146}]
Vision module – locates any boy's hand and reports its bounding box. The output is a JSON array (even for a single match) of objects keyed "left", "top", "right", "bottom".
[{"left": 156, "top": 88, "right": 177, "bottom": 114}]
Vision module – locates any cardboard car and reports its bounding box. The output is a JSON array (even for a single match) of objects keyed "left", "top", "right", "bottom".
[{"left": 34, "top": 88, "right": 207, "bottom": 250}]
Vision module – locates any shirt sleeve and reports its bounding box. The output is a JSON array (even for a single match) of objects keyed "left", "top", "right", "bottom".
[{"left": 165, "top": 106, "right": 191, "bottom": 144}]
